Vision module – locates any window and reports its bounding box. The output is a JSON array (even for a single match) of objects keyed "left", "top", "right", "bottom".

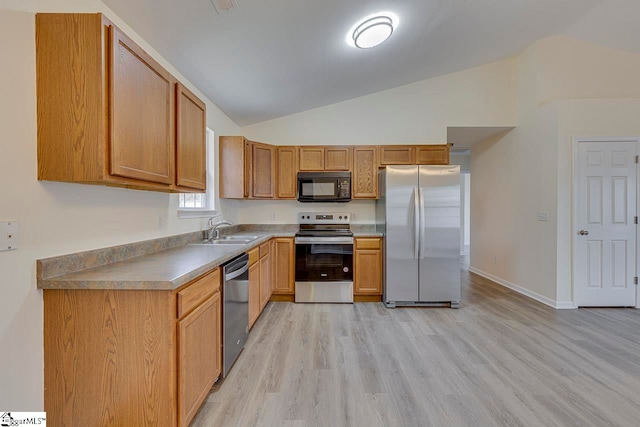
[{"left": 178, "top": 128, "right": 218, "bottom": 218}]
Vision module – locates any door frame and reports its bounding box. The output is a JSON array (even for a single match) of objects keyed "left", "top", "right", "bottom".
[{"left": 572, "top": 137, "right": 640, "bottom": 308}]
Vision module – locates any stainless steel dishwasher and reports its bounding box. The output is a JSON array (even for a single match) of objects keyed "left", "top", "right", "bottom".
[{"left": 221, "top": 253, "right": 249, "bottom": 377}]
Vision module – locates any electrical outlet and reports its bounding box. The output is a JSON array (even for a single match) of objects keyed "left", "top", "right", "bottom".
[
  {"left": 493, "top": 256, "right": 497, "bottom": 265},
  {"left": 0, "top": 221, "right": 19, "bottom": 251},
  {"left": 270, "top": 212, "right": 276, "bottom": 220},
  {"left": 537, "top": 211, "right": 549, "bottom": 222},
  {"left": 157, "top": 215, "right": 164, "bottom": 229}
]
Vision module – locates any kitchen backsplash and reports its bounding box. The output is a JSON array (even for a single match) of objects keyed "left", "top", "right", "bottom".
[{"left": 224, "top": 199, "right": 376, "bottom": 224}]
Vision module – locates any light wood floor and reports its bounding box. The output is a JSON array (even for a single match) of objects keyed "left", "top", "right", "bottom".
[{"left": 192, "top": 266, "right": 640, "bottom": 427}]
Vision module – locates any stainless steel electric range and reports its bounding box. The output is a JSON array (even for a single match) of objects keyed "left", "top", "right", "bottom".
[{"left": 294, "top": 212, "right": 354, "bottom": 303}]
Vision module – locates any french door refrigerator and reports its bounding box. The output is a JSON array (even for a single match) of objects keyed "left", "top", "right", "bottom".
[{"left": 376, "top": 165, "right": 461, "bottom": 308}]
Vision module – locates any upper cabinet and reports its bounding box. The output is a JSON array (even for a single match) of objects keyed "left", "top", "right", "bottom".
[
  {"left": 352, "top": 146, "right": 378, "bottom": 199},
  {"left": 276, "top": 147, "right": 298, "bottom": 199},
  {"left": 298, "top": 147, "right": 325, "bottom": 171},
  {"left": 379, "top": 146, "right": 415, "bottom": 165},
  {"left": 176, "top": 83, "right": 207, "bottom": 190},
  {"left": 299, "top": 146, "right": 353, "bottom": 171},
  {"left": 219, "top": 136, "right": 274, "bottom": 199},
  {"left": 36, "top": 13, "right": 206, "bottom": 193},
  {"left": 416, "top": 145, "right": 449, "bottom": 165},
  {"left": 379, "top": 145, "right": 450, "bottom": 166},
  {"left": 251, "top": 142, "right": 275, "bottom": 198}
]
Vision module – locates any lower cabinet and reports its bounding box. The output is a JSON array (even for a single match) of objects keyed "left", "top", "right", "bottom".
[
  {"left": 354, "top": 237, "right": 383, "bottom": 295},
  {"left": 178, "top": 291, "right": 221, "bottom": 427},
  {"left": 248, "top": 246, "right": 260, "bottom": 328},
  {"left": 43, "top": 268, "right": 222, "bottom": 427},
  {"left": 248, "top": 241, "right": 274, "bottom": 329},
  {"left": 273, "top": 237, "right": 295, "bottom": 294},
  {"left": 259, "top": 242, "right": 272, "bottom": 309}
]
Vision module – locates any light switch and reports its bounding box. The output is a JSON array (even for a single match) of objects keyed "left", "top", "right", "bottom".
[
  {"left": 0, "top": 221, "right": 19, "bottom": 251},
  {"left": 537, "top": 211, "right": 549, "bottom": 222}
]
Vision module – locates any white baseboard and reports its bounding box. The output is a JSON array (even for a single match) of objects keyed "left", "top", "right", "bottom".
[{"left": 468, "top": 266, "right": 576, "bottom": 310}]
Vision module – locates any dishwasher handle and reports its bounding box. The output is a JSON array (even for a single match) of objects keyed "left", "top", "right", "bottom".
[{"left": 225, "top": 260, "right": 249, "bottom": 281}]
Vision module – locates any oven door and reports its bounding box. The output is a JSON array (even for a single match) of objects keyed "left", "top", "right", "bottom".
[{"left": 295, "top": 239, "right": 353, "bottom": 282}]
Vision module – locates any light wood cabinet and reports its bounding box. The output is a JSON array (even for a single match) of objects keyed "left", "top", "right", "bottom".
[
  {"left": 325, "top": 146, "right": 353, "bottom": 171},
  {"left": 176, "top": 83, "right": 207, "bottom": 190},
  {"left": 416, "top": 145, "right": 449, "bottom": 165},
  {"left": 178, "top": 291, "right": 220, "bottom": 427},
  {"left": 299, "top": 146, "right": 352, "bottom": 171},
  {"left": 252, "top": 142, "right": 276, "bottom": 198},
  {"left": 219, "top": 136, "right": 248, "bottom": 198},
  {"left": 248, "top": 256, "right": 261, "bottom": 328},
  {"left": 354, "top": 238, "right": 383, "bottom": 295},
  {"left": 379, "top": 145, "right": 450, "bottom": 166},
  {"left": 276, "top": 146, "right": 298, "bottom": 198},
  {"left": 273, "top": 238, "right": 295, "bottom": 294},
  {"left": 352, "top": 146, "right": 378, "bottom": 199},
  {"left": 220, "top": 137, "right": 275, "bottom": 199},
  {"left": 260, "top": 242, "right": 272, "bottom": 309},
  {"left": 379, "top": 146, "right": 415, "bottom": 165},
  {"left": 299, "top": 146, "right": 325, "bottom": 171},
  {"left": 44, "top": 268, "right": 222, "bottom": 427},
  {"left": 36, "top": 13, "right": 206, "bottom": 193}
]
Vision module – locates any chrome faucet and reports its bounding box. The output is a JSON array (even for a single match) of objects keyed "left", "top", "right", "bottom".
[{"left": 207, "top": 218, "right": 233, "bottom": 240}]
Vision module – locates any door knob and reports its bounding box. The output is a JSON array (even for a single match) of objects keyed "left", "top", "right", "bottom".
[{"left": 579, "top": 230, "right": 589, "bottom": 236}]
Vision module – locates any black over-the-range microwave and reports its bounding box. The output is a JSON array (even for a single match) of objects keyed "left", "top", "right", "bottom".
[{"left": 297, "top": 172, "right": 351, "bottom": 202}]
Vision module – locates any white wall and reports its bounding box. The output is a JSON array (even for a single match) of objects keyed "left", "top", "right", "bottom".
[
  {"left": 0, "top": 2, "right": 239, "bottom": 410},
  {"left": 234, "top": 59, "right": 518, "bottom": 224},
  {"left": 241, "top": 58, "right": 518, "bottom": 146},
  {"left": 555, "top": 99, "right": 640, "bottom": 303},
  {"left": 471, "top": 106, "right": 558, "bottom": 303},
  {"left": 470, "top": 36, "right": 640, "bottom": 308}
]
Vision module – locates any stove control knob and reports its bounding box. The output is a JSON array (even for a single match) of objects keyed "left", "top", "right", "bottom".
[
  {"left": 344, "top": 215, "right": 348, "bottom": 220},
  {"left": 343, "top": 267, "right": 349, "bottom": 273},
  {"left": 339, "top": 216, "right": 343, "bottom": 219}
]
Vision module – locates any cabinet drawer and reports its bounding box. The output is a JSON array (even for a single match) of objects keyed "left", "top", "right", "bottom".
[
  {"left": 248, "top": 247, "right": 259, "bottom": 266},
  {"left": 260, "top": 241, "right": 270, "bottom": 258},
  {"left": 356, "top": 238, "right": 381, "bottom": 250},
  {"left": 177, "top": 269, "right": 220, "bottom": 318}
]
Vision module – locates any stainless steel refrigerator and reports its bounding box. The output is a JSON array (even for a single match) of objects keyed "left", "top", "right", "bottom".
[{"left": 376, "top": 165, "right": 461, "bottom": 308}]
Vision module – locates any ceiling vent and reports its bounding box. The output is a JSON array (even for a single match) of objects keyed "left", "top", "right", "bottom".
[{"left": 210, "top": 0, "right": 238, "bottom": 14}]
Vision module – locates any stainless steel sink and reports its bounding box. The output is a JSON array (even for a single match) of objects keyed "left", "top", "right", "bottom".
[
  {"left": 190, "top": 235, "right": 260, "bottom": 246},
  {"left": 218, "top": 235, "right": 260, "bottom": 241}
]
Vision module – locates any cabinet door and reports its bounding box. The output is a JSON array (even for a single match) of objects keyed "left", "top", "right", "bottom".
[
  {"left": 353, "top": 146, "right": 378, "bottom": 199},
  {"left": 176, "top": 83, "right": 206, "bottom": 190},
  {"left": 219, "top": 136, "right": 247, "bottom": 198},
  {"left": 260, "top": 252, "right": 271, "bottom": 309},
  {"left": 249, "top": 262, "right": 260, "bottom": 328},
  {"left": 110, "top": 26, "right": 175, "bottom": 184},
  {"left": 299, "top": 147, "right": 325, "bottom": 171},
  {"left": 178, "top": 292, "right": 220, "bottom": 427},
  {"left": 379, "top": 146, "right": 415, "bottom": 165},
  {"left": 277, "top": 146, "right": 298, "bottom": 199},
  {"left": 273, "top": 238, "right": 295, "bottom": 294},
  {"left": 416, "top": 145, "right": 449, "bottom": 165},
  {"left": 325, "top": 146, "right": 352, "bottom": 171},
  {"left": 252, "top": 142, "right": 275, "bottom": 198},
  {"left": 244, "top": 141, "right": 252, "bottom": 197},
  {"left": 354, "top": 238, "right": 382, "bottom": 295}
]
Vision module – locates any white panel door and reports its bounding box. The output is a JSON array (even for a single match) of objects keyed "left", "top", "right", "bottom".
[{"left": 575, "top": 141, "right": 637, "bottom": 306}]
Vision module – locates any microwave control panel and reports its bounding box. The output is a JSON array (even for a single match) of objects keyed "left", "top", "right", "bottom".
[{"left": 338, "top": 179, "right": 351, "bottom": 197}]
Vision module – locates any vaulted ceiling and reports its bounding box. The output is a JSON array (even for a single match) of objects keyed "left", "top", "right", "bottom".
[{"left": 101, "top": 0, "right": 639, "bottom": 126}]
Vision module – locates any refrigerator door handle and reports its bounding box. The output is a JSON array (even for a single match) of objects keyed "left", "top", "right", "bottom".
[
  {"left": 419, "top": 187, "right": 426, "bottom": 259},
  {"left": 413, "top": 186, "right": 420, "bottom": 260}
]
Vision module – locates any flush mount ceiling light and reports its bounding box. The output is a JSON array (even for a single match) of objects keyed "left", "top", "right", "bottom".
[{"left": 347, "top": 12, "right": 398, "bottom": 49}]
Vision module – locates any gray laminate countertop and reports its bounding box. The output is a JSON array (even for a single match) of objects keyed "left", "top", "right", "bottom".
[{"left": 37, "top": 232, "right": 293, "bottom": 291}]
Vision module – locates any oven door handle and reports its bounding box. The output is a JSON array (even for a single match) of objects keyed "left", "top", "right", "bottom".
[{"left": 295, "top": 237, "right": 354, "bottom": 244}]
